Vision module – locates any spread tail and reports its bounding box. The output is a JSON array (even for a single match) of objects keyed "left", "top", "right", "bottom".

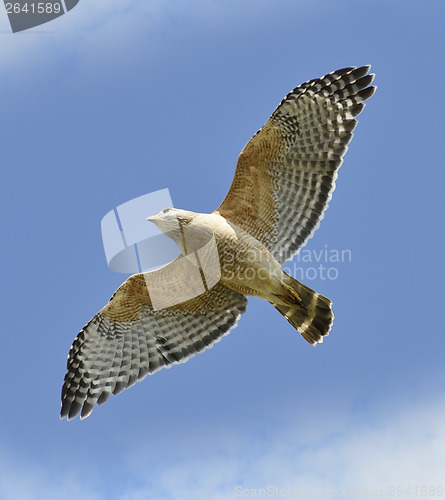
[{"left": 272, "top": 276, "right": 334, "bottom": 345}]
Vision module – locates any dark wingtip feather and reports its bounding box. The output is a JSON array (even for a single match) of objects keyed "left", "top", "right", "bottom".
[
  {"left": 359, "top": 64, "right": 371, "bottom": 73},
  {"left": 67, "top": 400, "right": 82, "bottom": 420},
  {"left": 355, "top": 74, "right": 375, "bottom": 90},
  {"left": 80, "top": 403, "right": 94, "bottom": 420},
  {"left": 331, "top": 66, "right": 356, "bottom": 76},
  {"left": 362, "top": 85, "right": 377, "bottom": 100}
]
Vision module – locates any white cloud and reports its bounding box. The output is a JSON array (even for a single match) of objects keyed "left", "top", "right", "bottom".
[
  {"left": 118, "top": 395, "right": 445, "bottom": 500},
  {"left": 0, "top": 1, "right": 163, "bottom": 74},
  {"left": 0, "top": 452, "right": 102, "bottom": 500},
  {"left": 0, "top": 0, "right": 320, "bottom": 86}
]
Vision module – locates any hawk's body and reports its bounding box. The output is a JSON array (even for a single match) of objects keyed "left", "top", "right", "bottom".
[
  {"left": 149, "top": 209, "right": 331, "bottom": 322},
  {"left": 169, "top": 211, "right": 290, "bottom": 300},
  {"left": 61, "top": 66, "right": 376, "bottom": 419}
]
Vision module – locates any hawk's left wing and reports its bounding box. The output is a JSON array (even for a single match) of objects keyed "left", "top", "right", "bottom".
[
  {"left": 61, "top": 260, "right": 247, "bottom": 420},
  {"left": 216, "top": 66, "right": 376, "bottom": 264}
]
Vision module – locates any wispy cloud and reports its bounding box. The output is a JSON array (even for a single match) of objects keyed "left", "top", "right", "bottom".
[
  {"left": 0, "top": 0, "right": 319, "bottom": 85},
  {"left": 3, "top": 394, "right": 442, "bottom": 499},
  {"left": 0, "top": 452, "right": 102, "bottom": 500},
  {"left": 118, "top": 395, "right": 445, "bottom": 500},
  {"left": 0, "top": 1, "right": 163, "bottom": 75}
]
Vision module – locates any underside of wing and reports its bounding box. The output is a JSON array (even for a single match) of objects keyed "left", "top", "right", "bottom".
[
  {"left": 60, "top": 259, "right": 247, "bottom": 420},
  {"left": 216, "top": 66, "right": 376, "bottom": 264}
]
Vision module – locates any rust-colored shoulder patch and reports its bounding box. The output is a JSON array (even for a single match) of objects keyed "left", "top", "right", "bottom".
[
  {"left": 101, "top": 274, "right": 151, "bottom": 323},
  {"left": 217, "top": 118, "right": 285, "bottom": 240}
]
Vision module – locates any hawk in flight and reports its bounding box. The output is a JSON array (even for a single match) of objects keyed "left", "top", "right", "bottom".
[{"left": 61, "top": 66, "right": 376, "bottom": 419}]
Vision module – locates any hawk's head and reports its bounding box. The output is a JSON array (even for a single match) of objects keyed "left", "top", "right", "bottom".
[
  {"left": 147, "top": 207, "right": 195, "bottom": 229},
  {"left": 147, "top": 208, "right": 198, "bottom": 254}
]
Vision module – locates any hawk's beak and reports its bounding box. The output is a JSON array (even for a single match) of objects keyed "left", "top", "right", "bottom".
[{"left": 146, "top": 215, "right": 156, "bottom": 222}]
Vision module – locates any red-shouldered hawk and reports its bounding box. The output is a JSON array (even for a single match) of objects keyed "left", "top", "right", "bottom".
[{"left": 61, "top": 66, "right": 376, "bottom": 419}]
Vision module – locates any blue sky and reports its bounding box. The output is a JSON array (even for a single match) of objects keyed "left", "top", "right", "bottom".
[{"left": 1, "top": 0, "right": 444, "bottom": 498}]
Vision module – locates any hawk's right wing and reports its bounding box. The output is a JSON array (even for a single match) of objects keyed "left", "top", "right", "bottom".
[
  {"left": 60, "top": 258, "right": 247, "bottom": 420},
  {"left": 217, "top": 66, "right": 376, "bottom": 264}
]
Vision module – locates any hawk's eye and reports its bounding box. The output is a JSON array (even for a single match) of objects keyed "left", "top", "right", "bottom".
[{"left": 162, "top": 208, "right": 172, "bottom": 214}]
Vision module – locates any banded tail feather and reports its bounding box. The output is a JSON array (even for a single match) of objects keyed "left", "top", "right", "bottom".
[{"left": 272, "top": 276, "right": 333, "bottom": 345}]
